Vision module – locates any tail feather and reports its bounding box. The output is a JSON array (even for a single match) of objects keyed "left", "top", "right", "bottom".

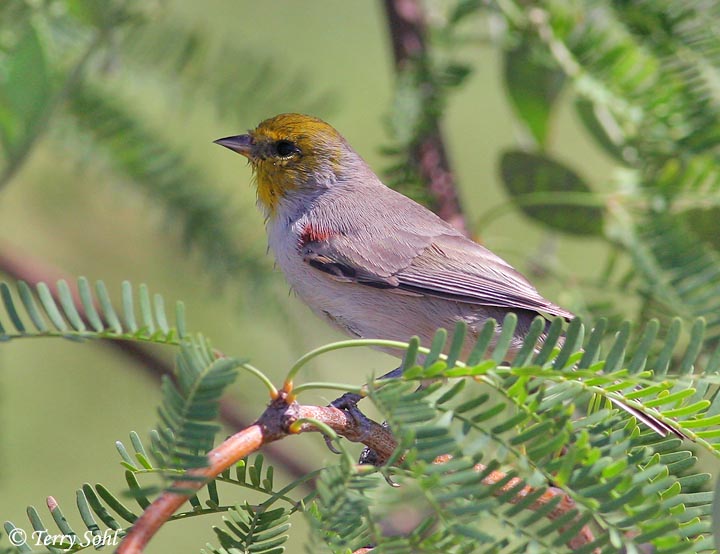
[{"left": 609, "top": 398, "right": 685, "bottom": 438}]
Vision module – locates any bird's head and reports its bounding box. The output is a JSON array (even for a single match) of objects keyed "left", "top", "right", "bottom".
[{"left": 215, "top": 113, "right": 356, "bottom": 215}]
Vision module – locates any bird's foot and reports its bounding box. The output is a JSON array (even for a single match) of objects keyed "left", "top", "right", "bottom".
[
  {"left": 358, "top": 421, "right": 391, "bottom": 467},
  {"left": 330, "top": 392, "right": 364, "bottom": 412},
  {"left": 324, "top": 368, "right": 402, "bottom": 459},
  {"left": 324, "top": 392, "right": 365, "bottom": 454}
]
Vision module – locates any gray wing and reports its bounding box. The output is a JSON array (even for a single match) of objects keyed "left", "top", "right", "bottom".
[
  {"left": 394, "top": 234, "right": 573, "bottom": 318},
  {"left": 299, "top": 188, "right": 572, "bottom": 320}
]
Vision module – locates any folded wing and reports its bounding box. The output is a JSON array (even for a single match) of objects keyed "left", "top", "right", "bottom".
[{"left": 301, "top": 226, "right": 572, "bottom": 319}]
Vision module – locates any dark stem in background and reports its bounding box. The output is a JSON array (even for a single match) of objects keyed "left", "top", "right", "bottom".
[
  {"left": 383, "top": 0, "right": 468, "bottom": 236},
  {"left": 0, "top": 244, "right": 313, "bottom": 485}
]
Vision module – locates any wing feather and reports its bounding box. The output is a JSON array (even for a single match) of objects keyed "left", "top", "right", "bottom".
[
  {"left": 301, "top": 227, "right": 572, "bottom": 319},
  {"left": 297, "top": 182, "right": 572, "bottom": 319},
  {"left": 394, "top": 234, "right": 574, "bottom": 318}
]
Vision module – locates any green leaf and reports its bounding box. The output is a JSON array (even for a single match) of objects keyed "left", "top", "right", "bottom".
[
  {"left": 500, "top": 150, "right": 604, "bottom": 236},
  {"left": 504, "top": 37, "right": 565, "bottom": 147},
  {"left": 574, "top": 98, "right": 627, "bottom": 163},
  {"left": 0, "top": 22, "right": 50, "bottom": 157},
  {"left": 631, "top": 216, "right": 720, "bottom": 338},
  {"left": 713, "top": 476, "right": 720, "bottom": 549}
]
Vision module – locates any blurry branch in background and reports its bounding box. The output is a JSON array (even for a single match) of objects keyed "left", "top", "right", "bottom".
[
  {"left": 0, "top": 2, "right": 331, "bottom": 373},
  {"left": 0, "top": 243, "right": 313, "bottom": 484},
  {"left": 382, "top": 0, "right": 468, "bottom": 236},
  {"left": 380, "top": 0, "right": 720, "bottom": 343}
]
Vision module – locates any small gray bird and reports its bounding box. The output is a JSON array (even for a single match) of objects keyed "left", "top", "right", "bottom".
[
  {"left": 215, "top": 113, "right": 676, "bottom": 437},
  {"left": 215, "top": 113, "right": 571, "bottom": 356}
]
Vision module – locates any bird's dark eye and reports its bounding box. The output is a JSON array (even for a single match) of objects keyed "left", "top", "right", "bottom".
[{"left": 275, "top": 140, "right": 298, "bottom": 157}]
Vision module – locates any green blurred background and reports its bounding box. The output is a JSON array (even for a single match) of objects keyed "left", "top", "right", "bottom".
[{"left": 0, "top": 1, "right": 615, "bottom": 551}]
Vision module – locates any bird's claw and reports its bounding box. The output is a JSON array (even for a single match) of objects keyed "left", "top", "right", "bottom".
[
  {"left": 330, "top": 392, "right": 363, "bottom": 412},
  {"left": 358, "top": 421, "right": 393, "bottom": 471},
  {"left": 324, "top": 392, "right": 365, "bottom": 455},
  {"left": 358, "top": 445, "right": 379, "bottom": 465},
  {"left": 324, "top": 434, "right": 342, "bottom": 454}
]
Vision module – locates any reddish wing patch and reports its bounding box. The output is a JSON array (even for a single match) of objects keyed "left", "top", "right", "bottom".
[{"left": 299, "top": 223, "right": 333, "bottom": 247}]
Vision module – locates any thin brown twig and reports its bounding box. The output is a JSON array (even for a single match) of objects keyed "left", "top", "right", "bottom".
[
  {"left": 383, "top": 0, "right": 468, "bottom": 236},
  {"left": 0, "top": 243, "right": 314, "bottom": 483},
  {"left": 116, "top": 395, "right": 396, "bottom": 554},
  {"left": 116, "top": 393, "right": 595, "bottom": 553}
]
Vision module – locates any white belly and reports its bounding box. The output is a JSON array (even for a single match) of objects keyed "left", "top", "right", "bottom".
[{"left": 267, "top": 216, "right": 369, "bottom": 338}]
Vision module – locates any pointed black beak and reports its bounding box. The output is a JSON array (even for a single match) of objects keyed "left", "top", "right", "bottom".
[{"left": 214, "top": 134, "right": 254, "bottom": 157}]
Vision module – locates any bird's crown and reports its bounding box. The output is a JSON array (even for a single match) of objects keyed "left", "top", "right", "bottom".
[{"left": 253, "top": 113, "right": 344, "bottom": 147}]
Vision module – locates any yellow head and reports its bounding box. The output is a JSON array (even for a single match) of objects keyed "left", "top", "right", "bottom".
[{"left": 215, "top": 113, "right": 353, "bottom": 215}]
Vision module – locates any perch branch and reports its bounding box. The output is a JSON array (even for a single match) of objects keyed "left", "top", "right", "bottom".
[
  {"left": 116, "top": 394, "right": 595, "bottom": 553},
  {"left": 116, "top": 395, "right": 396, "bottom": 554}
]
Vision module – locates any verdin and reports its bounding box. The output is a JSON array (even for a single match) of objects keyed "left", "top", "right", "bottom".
[
  {"left": 215, "top": 113, "right": 674, "bottom": 436},
  {"left": 215, "top": 113, "right": 571, "bottom": 353}
]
